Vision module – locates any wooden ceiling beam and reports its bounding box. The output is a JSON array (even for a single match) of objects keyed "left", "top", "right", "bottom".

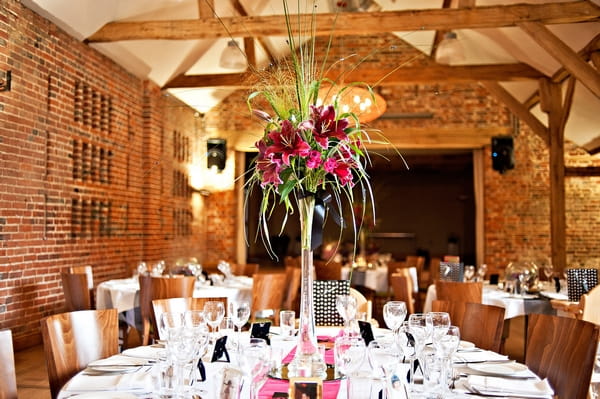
[
  {"left": 163, "top": 63, "right": 544, "bottom": 89},
  {"left": 85, "top": 2, "right": 600, "bottom": 42},
  {"left": 518, "top": 21, "right": 600, "bottom": 98}
]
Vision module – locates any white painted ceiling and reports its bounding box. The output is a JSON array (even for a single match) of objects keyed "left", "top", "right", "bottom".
[{"left": 21, "top": 0, "right": 600, "bottom": 151}]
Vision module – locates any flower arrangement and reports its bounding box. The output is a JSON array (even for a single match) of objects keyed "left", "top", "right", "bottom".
[{"left": 245, "top": 1, "right": 379, "bottom": 253}]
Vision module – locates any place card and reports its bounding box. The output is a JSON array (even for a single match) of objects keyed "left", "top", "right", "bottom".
[
  {"left": 211, "top": 336, "right": 230, "bottom": 363},
  {"left": 358, "top": 320, "right": 375, "bottom": 345},
  {"left": 251, "top": 321, "right": 271, "bottom": 345}
]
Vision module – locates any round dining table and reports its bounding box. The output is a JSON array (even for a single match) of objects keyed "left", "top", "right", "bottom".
[{"left": 57, "top": 326, "right": 555, "bottom": 399}]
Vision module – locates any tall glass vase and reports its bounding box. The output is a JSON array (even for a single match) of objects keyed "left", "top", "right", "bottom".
[{"left": 287, "top": 195, "right": 327, "bottom": 378}]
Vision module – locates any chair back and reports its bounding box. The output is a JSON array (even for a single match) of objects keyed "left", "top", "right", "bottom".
[
  {"left": 41, "top": 309, "right": 119, "bottom": 399},
  {"left": 139, "top": 275, "right": 196, "bottom": 345},
  {"left": 390, "top": 273, "right": 415, "bottom": 314},
  {"left": 434, "top": 280, "right": 483, "bottom": 303},
  {"left": 283, "top": 265, "right": 302, "bottom": 313},
  {"left": 525, "top": 313, "right": 600, "bottom": 399},
  {"left": 61, "top": 273, "right": 92, "bottom": 311},
  {"left": 69, "top": 265, "right": 94, "bottom": 289},
  {"left": 0, "top": 329, "right": 17, "bottom": 399},
  {"left": 406, "top": 256, "right": 427, "bottom": 290},
  {"left": 251, "top": 273, "right": 287, "bottom": 323},
  {"left": 581, "top": 284, "right": 600, "bottom": 325},
  {"left": 314, "top": 259, "right": 342, "bottom": 280},
  {"left": 231, "top": 263, "right": 260, "bottom": 277},
  {"left": 432, "top": 300, "right": 505, "bottom": 352},
  {"left": 429, "top": 257, "right": 441, "bottom": 283}
]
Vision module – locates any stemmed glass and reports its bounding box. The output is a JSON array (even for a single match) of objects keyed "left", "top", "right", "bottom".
[
  {"left": 477, "top": 264, "right": 488, "bottom": 282},
  {"left": 463, "top": 265, "right": 475, "bottom": 282},
  {"left": 429, "top": 312, "right": 451, "bottom": 343},
  {"left": 432, "top": 325, "right": 460, "bottom": 394},
  {"left": 231, "top": 301, "right": 251, "bottom": 350},
  {"left": 383, "top": 301, "right": 407, "bottom": 332},
  {"left": 158, "top": 311, "right": 184, "bottom": 342},
  {"left": 183, "top": 312, "right": 210, "bottom": 397},
  {"left": 203, "top": 301, "right": 225, "bottom": 342},
  {"left": 367, "top": 337, "right": 402, "bottom": 399},
  {"left": 395, "top": 321, "right": 416, "bottom": 388},
  {"left": 336, "top": 294, "right": 358, "bottom": 334},
  {"left": 334, "top": 335, "right": 366, "bottom": 399},
  {"left": 240, "top": 337, "right": 271, "bottom": 399},
  {"left": 168, "top": 327, "right": 201, "bottom": 398},
  {"left": 407, "top": 313, "right": 433, "bottom": 393}
]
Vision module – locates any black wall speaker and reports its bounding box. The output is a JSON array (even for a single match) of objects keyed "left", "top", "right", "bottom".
[
  {"left": 207, "top": 138, "right": 226, "bottom": 171},
  {"left": 491, "top": 135, "right": 514, "bottom": 173}
]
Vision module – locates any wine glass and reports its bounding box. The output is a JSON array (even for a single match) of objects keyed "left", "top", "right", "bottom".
[
  {"left": 231, "top": 301, "right": 251, "bottom": 350},
  {"left": 158, "top": 311, "right": 184, "bottom": 342},
  {"left": 367, "top": 337, "right": 402, "bottom": 399},
  {"left": 203, "top": 301, "right": 225, "bottom": 341},
  {"left": 542, "top": 262, "right": 554, "bottom": 281},
  {"left": 240, "top": 338, "right": 271, "bottom": 399},
  {"left": 463, "top": 265, "right": 475, "bottom": 282},
  {"left": 336, "top": 294, "right": 357, "bottom": 334},
  {"left": 394, "top": 321, "right": 416, "bottom": 388},
  {"left": 477, "top": 264, "right": 488, "bottom": 281},
  {"left": 432, "top": 325, "right": 460, "bottom": 394},
  {"left": 334, "top": 335, "right": 366, "bottom": 399},
  {"left": 184, "top": 318, "right": 210, "bottom": 396},
  {"left": 429, "top": 311, "right": 451, "bottom": 343},
  {"left": 383, "top": 301, "right": 407, "bottom": 332},
  {"left": 168, "top": 327, "right": 201, "bottom": 398},
  {"left": 408, "top": 313, "right": 433, "bottom": 392}
]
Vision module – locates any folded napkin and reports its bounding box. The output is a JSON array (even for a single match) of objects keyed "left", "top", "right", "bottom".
[
  {"left": 453, "top": 350, "right": 509, "bottom": 363},
  {"left": 88, "top": 355, "right": 149, "bottom": 367},
  {"left": 121, "top": 346, "right": 164, "bottom": 360},
  {"left": 466, "top": 375, "right": 554, "bottom": 398},
  {"left": 63, "top": 369, "right": 153, "bottom": 392}
]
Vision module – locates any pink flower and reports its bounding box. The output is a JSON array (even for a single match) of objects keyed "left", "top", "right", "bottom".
[
  {"left": 300, "top": 105, "right": 349, "bottom": 149},
  {"left": 256, "top": 154, "right": 284, "bottom": 187},
  {"left": 324, "top": 155, "right": 354, "bottom": 186},
  {"left": 324, "top": 157, "right": 337, "bottom": 173},
  {"left": 306, "top": 150, "right": 322, "bottom": 169},
  {"left": 266, "top": 120, "right": 311, "bottom": 165}
]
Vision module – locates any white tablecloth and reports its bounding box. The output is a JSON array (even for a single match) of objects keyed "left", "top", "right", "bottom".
[
  {"left": 423, "top": 283, "right": 556, "bottom": 319},
  {"left": 96, "top": 276, "right": 253, "bottom": 313}
]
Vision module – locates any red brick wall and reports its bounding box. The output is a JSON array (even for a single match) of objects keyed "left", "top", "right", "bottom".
[{"left": 0, "top": 0, "right": 235, "bottom": 349}]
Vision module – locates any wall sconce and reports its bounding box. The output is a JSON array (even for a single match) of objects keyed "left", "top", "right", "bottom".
[
  {"left": 436, "top": 31, "right": 465, "bottom": 65},
  {"left": 0, "top": 71, "right": 11, "bottom": 92},
  {"left": 219, "top": 40, "right": 247, "bottom": 69},
  {"left": 207, "top": 138, "right": 227, "bottom": 171}
]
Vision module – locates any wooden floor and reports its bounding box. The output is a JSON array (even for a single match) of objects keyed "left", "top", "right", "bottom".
[{"left": 13, "top": 316, "right": 526, "bottom": 399}]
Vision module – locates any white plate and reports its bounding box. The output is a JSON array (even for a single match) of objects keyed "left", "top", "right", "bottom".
[
  {"left": 468, "top": 362, "right": 529, "bottom": 376},
  {"left": 459, "top": 340, "right": 475, "bottom": 349},
  {"left": 69, "top": 393, "right": 137, "bottom": 399}
]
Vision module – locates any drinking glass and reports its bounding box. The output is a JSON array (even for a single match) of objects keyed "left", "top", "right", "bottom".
[
  {"left": 334, "top": 335, "right": 366, "bottom": 399},
  {"left": 240, "top": 337, "right": 271, "bottom": 399},
  {"left": 168, "top": 326, "right": 201, "bottom": 398},
  {"left": 158, "top": 311, "right": 184, "bottom": 342},
  {"left": 394, "top": 321, "right": 416, "bottom": 388},
  {"left": 433, "top": 325, "right": 460, "bottom": 393},
  {"left": 279, "top": 310, "right": 296, "bottom": 340},
  {"left": 336, "top": 294, "right": 357, "bottom": 334},
  {"left": 231, "top": 301, "right": 251, "bottom": 349},
  {"left": 477, "top": 263, "right": 488, "bottom": 281},
  {"left": 542, "top": 263, "right": 554, "bottom": 283},
  {"left": 367, "top": 337, "right": 402, "bottom": 399},
  {"left": 408, "top": 313, "right": 433, "bottom": 392},
  {"left": 204, "top": 301, "right": 225, "bottom": 341},
  {"left": 383, "top": 301, "right": 407, "bottom": 332},
  {"left": 429, "top": 311, "right": 451, "bottom": 343},
  {"left": 463, "top": 265, "right": 475, "bottom": 282}
]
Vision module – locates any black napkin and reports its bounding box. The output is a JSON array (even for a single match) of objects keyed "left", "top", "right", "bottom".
[{"left": 250, "top": 321, "right": 271, "bottom": 345}]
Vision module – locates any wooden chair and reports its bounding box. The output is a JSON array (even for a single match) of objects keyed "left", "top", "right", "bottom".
[
  {"left": 349, "top": 287, "right": 374, "bottom": 324},
  {"left": 432, "top": 300, "right": 505, "bottom": 352},
  {"left": 251, "top": 272, "right": 287, "bottom": 323},
  {"left": 40, "top": 309, "right": 119, "bottom": 399},
  {"left": 429, "top": 257, "right": 441, "bottom": 283},
  {"left": 231, "top": 263, "right": 260, "bottom": 277},
  {"left": 390, "top": 272, "right": 415, "bottom": 315},
  {"left": 406, "top": 255, "right": 427, "bottom": 290},
  {"left": 61, "top": 273, "right": 92, "bottom": 311},
  {"left": 434, "top": 280, "right": 483, "bottom": 304},
  {"left": 283, "top": 265, "right": 302, "bottom": 313},
  {"left": 314, "top": 259, "right": 342, "bottom": 280},
  {"left": 139, "top": 275, "right": 196, "bottom": 345},
  {"left": 152, "top": 297, "right": 228, "bottom": 339},
  {"left": 525, "top": 314, "right": 600, "bottom": 399},
  {"left": 69, "top": 265, "right": 95, "bottom": 307},
  {"left": 0, "top": 329, "right": 17, "bottom": 399}
]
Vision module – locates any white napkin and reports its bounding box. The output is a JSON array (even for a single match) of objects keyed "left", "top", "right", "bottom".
[
  {"left": 62, "top": 369, "right": 153, "bottom": 392},
  {"left": 466, "top": 375, "right": 554, "bottom": 398},
  {"left": 121, "top": 346, "right": 164, "bottom": 360},
  {"left": 453, "top": 350, "right": 509, "bottom": 363}
]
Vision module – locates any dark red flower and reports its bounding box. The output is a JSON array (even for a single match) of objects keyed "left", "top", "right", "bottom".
[
  {"left": 300, "top": 105, "right": 349, "bottom": 149},
  {"left": 266, "top": 119, "right": 311, "bottom": 165}
]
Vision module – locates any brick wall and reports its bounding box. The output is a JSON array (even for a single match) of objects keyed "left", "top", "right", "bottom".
[{"left": 0, "top": 0, "right": 235, "bottom": 349}]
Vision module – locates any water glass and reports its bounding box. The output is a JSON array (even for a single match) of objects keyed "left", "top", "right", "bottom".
[
  {"left": 463, "top": 265, "right": 475, "bottom": 281},
  {"left": 231, "top": 301, "right": 251, "bottom": 349},
  {"left": 335, "top": 294, "right": 358, "bottom": 333},
  {"left": 240, "top": 338, "right": 271, "bottom": 399},
  {"left": 334, "top": 335, "right": 366, "bottom": 399},
  {"left": 153, "top": 354, "right": 176, "bottom": 398},
  {"left": 204, "top": 301, "right": 225, "bottom": 340},
  {"left": 158, "top": 311, "right": 184, "bottom": 342},
  {"left": 367, "top": 337, "right": 401, "bottom": 399},
  {"left": 383, "top": 301, "right": 407, "bottom": 332},
  {"left": 429, "top": 311, "right": 451, "bottom": 342},
  {"left": 279, "top": 310, "right": 296, "bottom": 340},
  {"left": 433, "top": 325, "right": 460, "bottom": 392}
]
